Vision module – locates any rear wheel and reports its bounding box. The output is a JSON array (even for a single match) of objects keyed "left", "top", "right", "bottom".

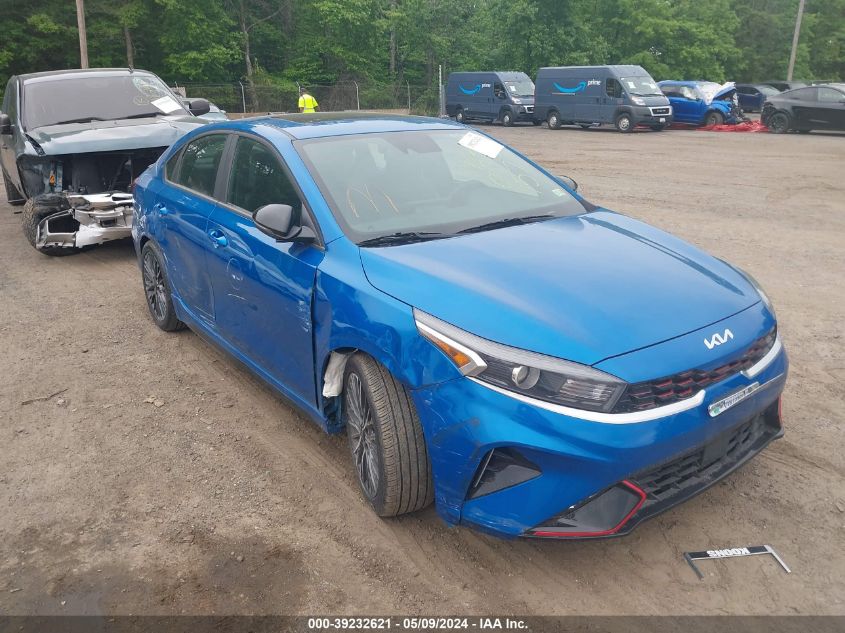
[
  {"left": 2, "top": 168, "right": 24, "bottom": 206},
  {"left": 547, "top": 110, "right": 562, "bottom": 129},
  {"left": 768, "top": 111, "right": 790, "bottom": 134},
  {"left": 704, "top": 111, "right": 724, "bottom": 126},
  {"left": 21, "top": 194, "right": 79, "bottom": 256},
  {"left": 500, "top": 109, "right": 514, "bottom": 127},
  {"left": 455, "top": 108, "right": 465, "bottom": 124},
  {"left": 141, "top": 241, "right": 184, "bottom": 332},
  {"left": 343, "top": 353, "right": 433, "bottom": 517},
  {"left": 615, "top": 112, "right": 633, "bottom": 133}
]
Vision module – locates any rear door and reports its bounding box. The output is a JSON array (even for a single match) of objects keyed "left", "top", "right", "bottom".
[
  {"left": 788, "top": 88, "right": 817, "bottom": 127},
  {"left": 205, "top": 134, "right": 325, "bottom": 406},
  {"left": 814, "top": 87, "right": 845, "bottom": 129},
  {"left": 152, "top": 132, "right": 228, "bottom": 323}
]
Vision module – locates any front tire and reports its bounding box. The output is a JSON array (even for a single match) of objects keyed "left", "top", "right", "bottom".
[
  {"left": 500, "top": 109, "right": 514, "bottom": 127},
  {"left": 455, "top": 108, "right": 465, "bottom": 124},
  {"left": 547, "top": 110, "right": 562, "bottom": 129},
  {"left": 343, "top": 353, "right": 433, "bottom": 517},
  {"left": 21, "top": 194, "right": 78, "bottom": 256},
  {"left": 615, "top": 112, "right": 633, "bottom": 133},
  {"left": 768, "top": 111, "right": 790, "bottom": 134},
  {"left": 141, "top": 241, "right": 184, "bottom": 332},
  {"left": 704, "top": 111, "right": 724, "bottom": 126}
]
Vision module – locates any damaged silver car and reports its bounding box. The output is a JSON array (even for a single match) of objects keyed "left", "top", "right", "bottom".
[{"left": 0, "top": 68, "right": 208, "bottom": 255}]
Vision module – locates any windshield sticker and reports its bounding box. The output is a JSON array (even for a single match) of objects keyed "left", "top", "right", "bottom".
[
  {"left": 627, "top": 81, "right": 637, "bottom": 89},
  {"left": 458, "top": 132, "right": 503, "bottom": 159},
  {"left": 151, "top": 96, "right": 183, "bottom": 114}
]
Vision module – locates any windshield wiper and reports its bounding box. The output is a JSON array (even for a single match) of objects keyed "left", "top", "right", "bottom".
[
  {"left": 50, "top": 116, "right": 107, "bottom": 125},
  {"left": 457, "top": 214, "right": 555, "bottom": 235},
  {"left": 122, "top": 112, "right": 166, "bottom": 119},
  {"left": 358, "top": 231, "right": 450, "bottom": 247}
]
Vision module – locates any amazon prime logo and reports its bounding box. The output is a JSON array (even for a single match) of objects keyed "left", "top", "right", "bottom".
[{"left": 704, "top": 329, "right": 733, "bottom": 350}]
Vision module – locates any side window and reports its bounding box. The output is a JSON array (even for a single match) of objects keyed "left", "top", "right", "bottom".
[
  {"left": 493, "top": 83, "right": 506, "bottom": 99},
  {"left": 606, "top": 78, "right": 623, "bottom": 98},
  {"left": 817, "top": 87, "right": 843, "bottom": 103},
  {"left": 174, "top": 134, "right": 227, "bottom": 197},
  {"left": 791, "top": 88, "right": 816, "bottom": 102},
  {"left": 227, "top": 137, "right": 300, "bottom": 213},
  {"left": 165, "top": 149, "right": 181, "bottom": 181},
  {"left": 680, "top": 86, "right": 697, "bottom": 100},
  {"left": 4, "top": 78, "right": 17, "bottom": 121}
]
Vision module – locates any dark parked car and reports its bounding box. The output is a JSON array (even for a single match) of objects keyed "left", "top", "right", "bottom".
[
  {"left": 0, "top": 68, "right": 209, "bottom": 255},
  {"left": 762, "top": 81, "right": 807, "bottom": 92},
  {"left": 735, "top": 83, "right": 780, "bottom": 112},
  {"left": 761, "top": 84, "right": 845, "bottom": 134}
]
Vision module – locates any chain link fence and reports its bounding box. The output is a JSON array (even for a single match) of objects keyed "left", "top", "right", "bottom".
[{"left": 173, "top": 81, "right": 441, "bottom": 117}]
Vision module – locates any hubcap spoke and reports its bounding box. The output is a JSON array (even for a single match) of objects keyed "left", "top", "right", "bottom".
[{"left": 345, "top": 372, "right": 380, "bottom": 499}]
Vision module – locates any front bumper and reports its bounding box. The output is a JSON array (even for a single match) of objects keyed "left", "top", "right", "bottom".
[
  {"left": 37, "top": 192, "right": 134, "bottom": 250},
  {"left": 631, "top": 105, "right": 674, "bottom": 126},
  {"left": 411, "top": 324, "right": 787, "bottom": 540}
]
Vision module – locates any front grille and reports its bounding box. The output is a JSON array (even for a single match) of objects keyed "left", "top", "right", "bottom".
[
  {"left": 525, "top": 106, "right": 534, "bottom": 113},
  {"left": 612, "top": 327, "right": 777, "bottom": 414},
  {"left": 651, "top": 107, "right": 671, "bottom": 115},
  {"left": 634, "top": 409, "right": 772, "bottom": 503}
]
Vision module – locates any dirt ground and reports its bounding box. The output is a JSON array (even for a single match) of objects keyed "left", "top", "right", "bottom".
[{"left": 1, "top": 124, "right": 844, "bottom": 617}]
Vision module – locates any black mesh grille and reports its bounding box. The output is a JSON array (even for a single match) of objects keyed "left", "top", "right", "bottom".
[
  {"left": 612, "top": 327, "right": 776, "bottom": 414},
  {"left": 635, "top": 412, "right": 768, "bottom": 502},
  {"left": 651, "top": 107, "right": 671, "bottom": 115}
]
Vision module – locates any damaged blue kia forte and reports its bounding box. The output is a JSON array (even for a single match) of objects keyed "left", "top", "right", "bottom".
[{"left": 132, "top": 113, "right": 787, "bottom": 539}]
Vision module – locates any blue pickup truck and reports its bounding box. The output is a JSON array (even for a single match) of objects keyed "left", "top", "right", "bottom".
[{"left": 658, "top": 81, "right": 743, "bottom": 126}]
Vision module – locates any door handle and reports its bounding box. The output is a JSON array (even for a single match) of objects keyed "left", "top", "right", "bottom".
[{"left": 208, "top": 229, "right": 228, "bottom": 248}]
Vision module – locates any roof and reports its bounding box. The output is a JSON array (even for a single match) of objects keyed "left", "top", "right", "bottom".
[
  {"left": 217, "top": 112, "right": 463, "bottom": 140},
  {"left": 657, "top": 80, "right": 719, "bottom": 86},
  {"left": 19, "top": 67, "right": 156, "bottom": 83}
]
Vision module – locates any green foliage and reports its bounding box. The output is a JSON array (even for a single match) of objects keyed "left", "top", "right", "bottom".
[{"left": 0, "top": 0, "right": 843, "bottom": 105}]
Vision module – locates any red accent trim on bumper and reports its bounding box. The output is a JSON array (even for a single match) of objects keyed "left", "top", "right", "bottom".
[{"left": 528, "top": 480, "right": 647, "bottom": 539}]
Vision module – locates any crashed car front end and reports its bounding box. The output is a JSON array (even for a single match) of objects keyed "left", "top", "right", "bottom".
[{"left": 35, "top": 192, "right": 134, "bottom": 251}]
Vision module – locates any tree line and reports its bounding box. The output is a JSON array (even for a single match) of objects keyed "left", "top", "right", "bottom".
[{"left": 1, "top": 0, "right": 843, "bottom": 104}]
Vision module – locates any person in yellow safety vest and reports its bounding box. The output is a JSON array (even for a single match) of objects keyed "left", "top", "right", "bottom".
[{"left": 298, "top": 88, "right": 318, "bottom": 113}]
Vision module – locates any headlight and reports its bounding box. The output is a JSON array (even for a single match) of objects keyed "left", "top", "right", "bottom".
[
  {"left": 414, "top": 309, "right": 626, "bottom": 412},
  {"left": 512, "top": 98, "right": 522, "bottom": 104},
  {"left": 631, "top": 96, "right": 646, "bottom": 106}
]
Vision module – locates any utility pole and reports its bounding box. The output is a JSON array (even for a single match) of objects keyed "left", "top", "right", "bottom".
[
  {"left": 786, "top": 0, "right": 805, "bottom": 81},
  {"left": 76, "top": 0, "right": 89, "bottom": 69}
]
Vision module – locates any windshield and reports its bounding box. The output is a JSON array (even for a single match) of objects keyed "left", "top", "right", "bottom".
[
  {"left": 23, "top": 73, "right": 188, "bottom": 129},
  {"left": 620, "top": 76, "right": 662, "bottom": 96},
  {"left": 296, "top": 129, "right": 585, "bottom": 243},
  {"left": 504, "top": 80, "right": 535, "bottom": 98},
  {"left": 758, "top": 85, "right": 779, "bottom": 96}
]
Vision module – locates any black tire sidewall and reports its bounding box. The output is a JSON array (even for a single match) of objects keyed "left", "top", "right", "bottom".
[
  {"left": 21, "top": 194, "right": 78, "bottom": 256},
  {"left": 615, "top": 113, "right": 633, "bottom": 132},
  {"left": 455, "top": 108, "right": 464, "bottom": 123},
  {"left": 548, "top": 111, "right": 561, "bottom": 129},
  {"left": 501, "top": 109, "right": 513, "bottom": 126},
  {"left": 705, "top": 111, "right": 724, "bottom": 126}
]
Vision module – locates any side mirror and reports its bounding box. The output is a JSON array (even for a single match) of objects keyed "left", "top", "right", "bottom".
[
  {"left": 0, "top": 113, "right": 11, "bottom": 135},
  {"left": 254, "top": 203, "right": 316, "bottom": 243},
  {"left": 557, "top": 175, "right": 578, "bottom": 192},
  {"left": 187, "top": 98, "right": 211, "bottom": 117}
]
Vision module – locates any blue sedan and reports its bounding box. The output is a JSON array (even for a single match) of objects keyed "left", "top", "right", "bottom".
[{"left": 132, "top": 114, "right": 787, "bottom": 539}]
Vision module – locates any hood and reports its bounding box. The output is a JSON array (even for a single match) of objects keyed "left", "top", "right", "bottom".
[
  {"left": 26, "top": 116, "right": 206, "bottom": 155},
  {"left": 636, "top": 95, "right": 670, "bottom": 106},
  {"left": 360, "top": 211, "right": 760, "bottom": 366},
  {"left": 700, "top": 82, "right": 736, "bottom": 104}
]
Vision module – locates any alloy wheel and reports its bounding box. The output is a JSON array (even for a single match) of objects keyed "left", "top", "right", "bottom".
[
  {"left": 346, "top": 372, "right": 381, "bottom": 500},
  {"left": 142, "top": 250, "right": 168, "bottom": 322}
]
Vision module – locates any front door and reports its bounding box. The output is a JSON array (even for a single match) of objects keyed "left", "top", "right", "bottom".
[
  {"left": 206, "top": 134, "right": 324, "bottom": 406},
  {"left": 0, "top": 79, "right": 20, "bottom": 190},
  {"left": 152, "top": 133, "right": 228, "bottom": 323},
  {"left": 600, "top": 78, "right": 624, "bottom": 124}
]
